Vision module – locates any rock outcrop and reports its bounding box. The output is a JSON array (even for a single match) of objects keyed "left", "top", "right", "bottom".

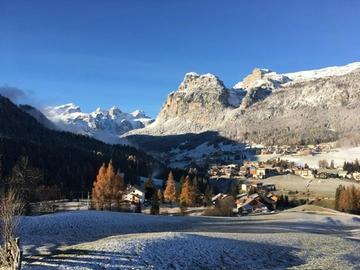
[
  {"left": 123, "top": 62, "right": 360, "bottom": 151},
  {"left": 157, "top": 72, "right": 231, "bottom": 127}
]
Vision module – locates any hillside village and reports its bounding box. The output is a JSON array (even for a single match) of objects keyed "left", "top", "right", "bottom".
[{"left": 108, "top": 142, "right": 360, "bottom": 216}]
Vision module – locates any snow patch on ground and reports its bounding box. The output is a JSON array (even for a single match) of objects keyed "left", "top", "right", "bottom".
[{"left": 16, "top": 210, "right": 360, "bottom": 269}]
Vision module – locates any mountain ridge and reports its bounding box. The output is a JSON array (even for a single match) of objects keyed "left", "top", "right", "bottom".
[
  {"left": 122, "top": 62, "right": 360, "bottom": 152},
  {"left": 42, "top": 103, "right": 154, "bottom": 143},
  {"left": 32, "top": 62, "right": 360, "bottom": 152}
]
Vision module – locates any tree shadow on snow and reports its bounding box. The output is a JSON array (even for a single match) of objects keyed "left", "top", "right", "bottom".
[{"left": 21, "top": 234, "right": 305, "bottom": 270}]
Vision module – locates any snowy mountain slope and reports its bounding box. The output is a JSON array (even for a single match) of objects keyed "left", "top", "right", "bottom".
[
  {"left": 233, "top": 62, "right": 360, "bottom": 90},
  {"left": 42, "top": 104, "right": 154, "bottom": 143},
  {"left": 40, "top": 62, "right": 360, "bottom": 153}
]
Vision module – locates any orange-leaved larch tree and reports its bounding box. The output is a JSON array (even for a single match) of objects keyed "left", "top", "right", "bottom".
[
  {"left": 92, "top": 160, "right": 125, "bottom": 211},
  {"left": 105, "top": 159, "right": 115, "bottom": 210},
  {"left": 112, "top": 168, "right": 126, "bottom": 210},
  {"left": 92, "top": 163, "right": 107, "bottom": 210},
  {"left": 178, "top": 175, "right": 194, "bottom": 206},
  {"left": 164, "top": 171, "right": 177, "bottom": 205}
]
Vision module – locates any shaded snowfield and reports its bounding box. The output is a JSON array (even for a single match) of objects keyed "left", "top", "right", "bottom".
[{"left": 16, "top": 210, "right": 360, "bottom": 269}]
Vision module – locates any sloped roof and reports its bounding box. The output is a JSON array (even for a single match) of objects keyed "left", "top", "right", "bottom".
[{"left": 132, "top": 184, "right": 146, "bottom": 194}]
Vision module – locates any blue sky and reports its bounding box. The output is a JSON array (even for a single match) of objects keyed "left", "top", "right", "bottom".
[{"left": 1, "top": 1, "right": 359, "bottom": 118}]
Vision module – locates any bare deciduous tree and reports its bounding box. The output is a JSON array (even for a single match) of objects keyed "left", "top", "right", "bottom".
[
  {"left": 10, "top": 156, "right": 43, "bottom": 215},
  {"left": 0, "top": 187, "right": 24, "bottom": 267}
]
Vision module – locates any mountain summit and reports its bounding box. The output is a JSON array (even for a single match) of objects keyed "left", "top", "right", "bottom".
[
  {"left": 38, "top": 62, "right": 360, "bottom": 151},
  {"left": 42, "top": 104, "right": 154, "bottom": 143},
  {"left": 123, "top": 62, "right": 360, "bottom": 151}
]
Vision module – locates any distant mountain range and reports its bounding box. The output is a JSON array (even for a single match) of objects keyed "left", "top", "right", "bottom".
[
  {"left": 35, "top": 62, "right": 360, "bottom": 155},
  {"left": 0, "top": 95, "right": 168, "bottom": 196},
  {"left": 39, "top": 104, "right": 154, "bottom": 143}
]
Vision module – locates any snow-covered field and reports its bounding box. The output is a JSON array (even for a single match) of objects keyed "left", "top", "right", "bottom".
[
  {"left": 253, "top": 147, "right": 360, "bottom": 169},
  {"left": 17, "top": 209, "right": 360, "bottom": 269}
]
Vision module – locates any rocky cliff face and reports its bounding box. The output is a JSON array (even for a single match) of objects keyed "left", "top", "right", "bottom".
[
  {"left": 157, "top": 72, "right": 231, "bottom": 126},
  {"left": 123, "top": 62, "right": 360, "bottom": 151}
]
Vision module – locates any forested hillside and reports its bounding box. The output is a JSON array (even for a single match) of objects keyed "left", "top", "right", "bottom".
[{"left": 0, "top": 95, "right": 168, "bottom": 199}]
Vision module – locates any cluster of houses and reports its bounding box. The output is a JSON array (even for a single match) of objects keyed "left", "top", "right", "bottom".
[
  {"left": 209, "top": 161, "right": 282, "bottom": 179},
  {"left": 211, "top": 191, "right": 278, "bottom": 214},
  {"left": 209, "top": 159, "right": 360, "bottom": 181},
  {"left": 258, "top": 143, "right": 334, "bottom": 156}
]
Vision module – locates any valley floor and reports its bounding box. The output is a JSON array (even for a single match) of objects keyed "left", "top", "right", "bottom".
[{"left": 16, "top": 209, "right": 360, "bottom": 269}]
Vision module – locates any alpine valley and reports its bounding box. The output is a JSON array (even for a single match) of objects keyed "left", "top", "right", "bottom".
[{"left": 39, "top": 62, "right": 360, "bottom": 161}]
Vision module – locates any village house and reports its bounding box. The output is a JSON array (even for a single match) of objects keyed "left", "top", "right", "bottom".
[
  {"left": 237, "top": 193, "right": 276, "bottom": 214},
  {"left": 123, "top": 184, "right": 146, "bottom": 204},
  {"left": 353, "top": 172, "right": 360, "bottom": 181},
  {"left": 239, "top": 166, "right": 250, "bottom": 178},
  {"left": 295, "top": 168, "right": 314, "bottom": 178},
  {"left": 211, "top": 193, "right": 228, "bottom": 204},
  {"left": 256, "top": 167, "right": 270, "bottom": 179}
]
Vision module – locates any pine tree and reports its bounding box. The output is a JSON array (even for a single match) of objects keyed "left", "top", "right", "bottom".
[
  {"left": 192, "top": 176, "right": 199, "bottom": 206},
  {"left": 150, "top": 191, "right": 159, "bottom": 215},
  {"left": 177, "top": 175, "right": 186, "bottom": 198},
  {"left": 228, "top": 182, "right": 237, "bottom": 199},
  {"left": 179, "top": 200, "right": 187, "bottom": 216},
  {"left": 164, "top": 171, "right": 177, "bottom": 205},
  {"left": 330, "top": 160, "right": 335, "bottom": 169},
  {"left": 355, "top": 158, "right": 360, "bottom": 172},
  {"left": 144, "top": 174, "right": 155, "bottom": 201},
  {"left": 284, "top": 195, "right": 289, "bottom": 207},
  {"left": 178, "top": 176, "right": 194, "bottom": 206},
  {"left": 334, "top": 185, "right": 343, "bottom": 211},
  {"left": 204, "top": 184, "right": 214, "bottom": 206}
]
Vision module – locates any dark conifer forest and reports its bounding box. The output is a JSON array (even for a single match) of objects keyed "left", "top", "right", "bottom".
[{"left": 0, "top": 95, "right": 168, "bottom": 199}]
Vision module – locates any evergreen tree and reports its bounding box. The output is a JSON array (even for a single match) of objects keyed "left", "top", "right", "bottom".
[
  {"left": 204, "top": 184, "right": 214, "bottom": 206},
  {"left": 228, "top": 182, "right": 238, "bottom": 199},
  {"left": 277, "top": 194, "right": 284, "bottom": 208},
  {"left": 284, "top": 195, "right": 289, "bottom": 207},
  {"left": 334, "top": 185, "right": 343, "bottom": 211},
  {"left": 178, "top": 176, "right": 194, "bottom": 206},
  {"left": 177, "top": 175, "right": 186, "bottom": 198},
  {"left": 150, "top": 191, "right": 159, "bottom": 215},
  {"left": 330, "top": 160, "right": 335, "bottom": 169},
  {"left": 164, "top": 171, "right": 177, "bottom": 205},
  {"left": 143, "top": 174, "right": 155, "bottom": 201},
  {"left": 192, "top": 176, "right": 200, "bottom": 206},
  {"left": 355, "top": 158, "right": 360, "bottom": 172},
  {"left": 179, "top": 200, "right": 187, "bottom": 216}
]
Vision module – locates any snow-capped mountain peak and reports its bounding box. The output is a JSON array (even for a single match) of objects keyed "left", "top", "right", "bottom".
[
  {"left": 42, "top": 104, "right": 154, "bottom": 143},
  {"left": 233, "top": 62, "right": 360, "bottom": 90},
  {"left": 109, "top": 106, "right": 123, "bottom": 117}
]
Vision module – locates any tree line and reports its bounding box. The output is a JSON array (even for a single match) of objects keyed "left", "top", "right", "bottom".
[
  {"left": 0, "top": 95, "right": 170, "bottom": 201},
  {"left": 335, "top": 184, "right": 360, "bottom": 214}
]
